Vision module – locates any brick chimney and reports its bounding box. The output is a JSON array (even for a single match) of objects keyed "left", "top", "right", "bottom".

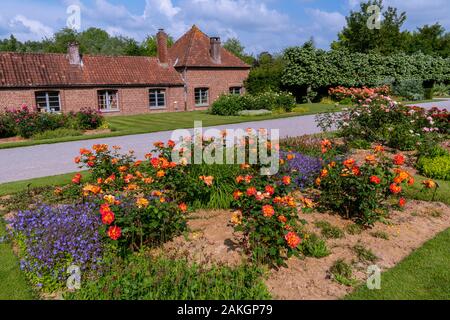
[
  {"left": 157, "top": 29, "right": 169, "bottom": 65},
  {"left": 68, "top": 42, "right": 82, "bottom": 65},
  {"left": 210, "top": 37, "right": 222, "bottom": 64}
]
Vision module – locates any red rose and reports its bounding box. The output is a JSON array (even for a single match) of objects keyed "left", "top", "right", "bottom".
[
  {"left": 107, "top": 226, "right": 122, "bottom": 241},
  {"left": 370, "top": 176, "right": 381, "bottom": 184},
  {"left": 265, "top": 185, "right": 275, "bottom": 196},
  {"left": 393, "top": 154, "right": 405, "bottom": 166},
  {"left": 246, "top": 187, "right": 257, "bottom": 197}
]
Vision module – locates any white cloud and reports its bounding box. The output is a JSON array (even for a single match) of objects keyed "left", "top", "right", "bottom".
[{"left": 10, "top": 15, "right": 53, "bottom": 39}]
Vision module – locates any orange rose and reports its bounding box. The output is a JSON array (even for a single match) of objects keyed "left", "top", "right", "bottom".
[
  {"left": 422, "top": 179, "right": 436, "bottom": 189},
  {"left": 262, "top": 205, "right": 275, "bottom": 218},
  {"left": 178, "top": 203, "right": 188, "bottom": 213},
  {"left": 343, "top": 158, "right": 355, "bottom": 169},
  {"left": 285, "top": 232, "right": 301, "bottom": 249},
  {"left": 365, "top": 155, "right": 377, "bottom": 164},
  {"left": 101, "top": 211, "right": 115, "bottom": 225},
  {"left": 390, "top": 183, "right": 402, "bottom": 194},
  {"left": 282, "top": 176, "right": 292, "bottom": 185}
]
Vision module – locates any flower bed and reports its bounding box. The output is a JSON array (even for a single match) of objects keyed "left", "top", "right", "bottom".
[
  {"left": 0, "top": 106, "right": 104, "bottom": 139},
  {"left": 3, "top": 111, "right": 450, "bottom": 299}
]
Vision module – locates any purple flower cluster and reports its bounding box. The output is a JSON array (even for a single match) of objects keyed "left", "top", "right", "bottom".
[
  {"left": 280, "top": 151, "right": 322, "bottom": 188},
  {"left": 10, "top": 203, "right": 104, "bottom": 285}
]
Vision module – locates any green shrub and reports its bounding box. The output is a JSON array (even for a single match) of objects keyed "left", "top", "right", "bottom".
[
  {"left": 32, "top": 128, "right": 83, "bottom": 140},
  {"left": 0, "top": 112, "right": 16, "bottom": 138},
  {"left": 209, "top": 94, "right": 248, "bottom": 116},
  {"left": 433, "top": 83, "right": 450, "bottom": 97},
  {"left": 210, "top": 91, "right": 295, "bottom": 116},
  {"left": 345, "top": 224, "right": 363, "bottom": 235},
  {"left": 392, "top": 79, "right": 424, "bottom": 101},
  {"left": 314, "top": 221, "right": 344, "bottom": 239},
  {"left": 69, "top": 107, "right": 104, "bottom": 130},
  {"left": 65, "top": 254, "right": 271, "bottom": 300},
  {"left": 180, "top": 163, "right": 241, "bottom": 210},
  {"left": 417, "top": 155, "right": 450, "bottom": 180},
  {"left": 348, "top": 139, "right": 372, "bottom": 150},
  {"left": 387, "top": 124, "right": 420, "bottom": 151},
  {"left": 3, "top": 106, "right": 104, "bottom": 138},
  {"left": 353, "top": 244, "right": 378, "bottom": 264},
  {"left": 302, "top": 234, "right": 330, "bottom": 258},
  {"left": 370, "top": 231, "right": 389, "bottom": 240},
  {"left": 329, "top": 259, "right": 356, "bottom": 286}
]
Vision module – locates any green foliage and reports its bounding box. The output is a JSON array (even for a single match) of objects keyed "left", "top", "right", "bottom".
[
  {"left": 245, "top": 55, "right": 284, "bottom": 94},
  {"left": 370, "top": 231, "right": 390, "bottom": 240},
  {"left": 32, "top": 128, "right": 82, "bottom": 141},
  {"left": 432, "top": 83, "right": 450, "bottom": 97},
  {"left": 282, "top": 46, "right": 450, "bottom": 94},
  {"left": 210, "top": 92, "right": 295, "bottom": 116},
  {"left": 223, "top": 38, "right": 255, "bottom": 65},
  {"left": 345, "top": 224, "right": 364, "bottom": 235},
  {"left": 332, "top": 0, "right": 407, "bottom": 55},
  {"left": 302, "top": 234, "right": 330, "bottom": 258},
  {"left": 353, "top": 244, "right": 379, "bottom": 263},
  {"left": 65, "top": 253, "right": 270, "bottom": 300},
  {"left": 329, "top": 259, "right": 356, "bottom": 287},
  {"left": 0, "top": 27, "right": 173, "bottom": 57},
  {"left": 314, "top": 221, "right": 344, "bottom": 239},
  {"left": 392, "top": 79, "right": 424, "bottom": 101},
  {"left": 417, "top": 155, "right": 450, "bottom": 181},
  {"left": 180, "top": 163, "right": 241, "bottom": 210},
  {"left": 0, "top": 111, "right": 15, "bottom": 138},
  {"left": 348, "top": 139, "right": 372, "bottom": 150}
]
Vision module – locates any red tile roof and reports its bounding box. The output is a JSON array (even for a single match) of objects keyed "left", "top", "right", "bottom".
[
  {"left": 169, "top": 25, "right": 251, "bottom": 69},
  {"left": 0, "top": 53, "right": 184, "bottom": 88}
]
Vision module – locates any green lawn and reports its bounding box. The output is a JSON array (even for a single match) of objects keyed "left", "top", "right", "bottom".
[
  {"left": 0, "top": 222, "right": 35, "bottom": 300},
  {"left": 0, "top": 104, "right": 341, "bottom": 150},
  {"left": 0, "top": 171, "right": 90, "bottom": 196},
  {"left": 346, "top": 228, "right": 450, "bottom": 300}
]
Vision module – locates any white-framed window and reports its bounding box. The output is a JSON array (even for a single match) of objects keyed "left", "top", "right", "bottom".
[
  {"left": 229, "top": 87, "right": 242, "bottom": 95},
  {"left": 195, "top": 88, "right": 209, "bottom": 107},
  {"left": 98, "top": 90, "right": 119, "bottom": 112},
  {"left": 149, "top": 89, "right": 166, "bottom": 109},
  {"left": 35, "top": 91, "right": 61, "bottom": 113}
]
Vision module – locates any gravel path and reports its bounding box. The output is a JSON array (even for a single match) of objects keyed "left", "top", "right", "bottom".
[{"left": 0, "top": 114, "right": 322, "bottom": 184}]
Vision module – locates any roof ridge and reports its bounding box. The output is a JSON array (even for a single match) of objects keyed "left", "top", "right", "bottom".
[{"left": 0, "top": 51, "right": 159, "bottom": 60}]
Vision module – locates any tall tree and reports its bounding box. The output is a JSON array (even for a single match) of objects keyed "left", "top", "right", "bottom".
[
  {"left": 332, "top": 0, "right": 408, "bottom": 55},
  {"left": 407, "top": 23, "right": 450, "bottom": 58},
  {"left": 223, "top": 38, "right": 255, "bottom": 65}
]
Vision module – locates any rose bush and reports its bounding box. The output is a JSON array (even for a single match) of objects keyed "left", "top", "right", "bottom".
[{"left": 316, "top": 142, "right": 413, "bottom": 225}]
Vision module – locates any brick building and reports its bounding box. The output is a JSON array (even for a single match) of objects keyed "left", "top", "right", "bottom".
[{"left": 0, "top": 25, "right": 250, "bottom": 115}]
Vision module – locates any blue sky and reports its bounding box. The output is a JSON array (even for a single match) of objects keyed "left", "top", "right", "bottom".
[{"left": 1, "top": 0, "right": 449, "bottom": 54}]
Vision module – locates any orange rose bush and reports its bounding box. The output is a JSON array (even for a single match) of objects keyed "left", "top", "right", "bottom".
[
  {"left": 317, "top": 143, "right": 413, "bottom": 225},
  {"left": 231, "top": 159, "right": 306, "bottom": 267}
]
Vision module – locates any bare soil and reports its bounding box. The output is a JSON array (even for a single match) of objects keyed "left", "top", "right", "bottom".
[
  {"left": 83, "top": 129, "right": 111, "bottom": 136},
  {"left": 0, "top": 136, "right": 27, "bottom": 145},
  {"left": 164, "top": 201, "right": 450, "bottom": 300}
]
